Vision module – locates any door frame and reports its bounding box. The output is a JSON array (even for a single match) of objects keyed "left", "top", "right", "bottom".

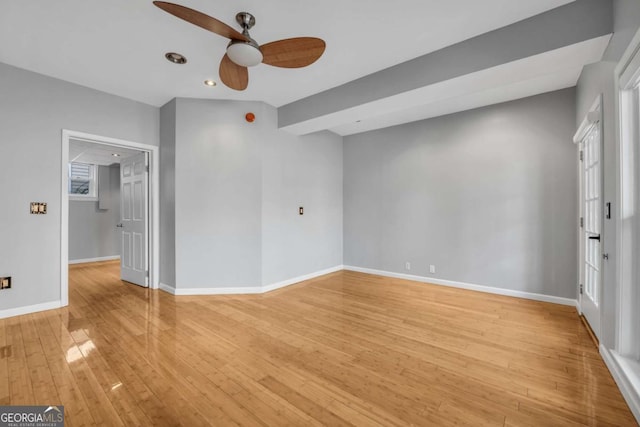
[
  {"left": 574, "top": 94, "right": 603, "bottom": 332},
  {"left": 61, "top": 130, "right": 160, "bottom": 305}
]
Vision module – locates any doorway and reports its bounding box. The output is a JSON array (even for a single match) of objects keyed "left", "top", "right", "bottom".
[
  {"left": 574, "top": 96, "right": 603, "bottom": 340},
  {"left": 68, "top": 140, "right": 149, "bottom": 286},
  {"left": 61, "top": 130, "right": 160, "bottom": 305}
]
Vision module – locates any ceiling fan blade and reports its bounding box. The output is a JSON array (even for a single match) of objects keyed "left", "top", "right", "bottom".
[
  {"left": 260, "top": 37, "right": 326, "bottom": 68},
  {"left": 153, "top": 2, "right": 248, "bottom": 41},
  {"left": 219, "top": 54, "right": 249, "bottom": 91}
]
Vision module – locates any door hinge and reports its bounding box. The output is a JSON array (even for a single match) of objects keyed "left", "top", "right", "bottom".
[
  {"left": 580, "top": 284, "right": 583, "bottom": 295},
  {"left": 146, "top": 270, "right": 149, "bottom": 277},
  {"left": 603, "top": 253, "right": 609, "bottom": 261},
  {"left": 145, "top": 165, "right": 149, "bottom": 173},
  {"left": 580, "top": 217, "right": 584, "bottom": 228},
  {"left": 579, "top": 151, "right": 584, "bottom": 161}
]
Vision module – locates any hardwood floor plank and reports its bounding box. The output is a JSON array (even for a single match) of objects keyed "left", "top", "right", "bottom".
[
  {"left": 6, "top": 317, "right": 36, "bottom": 404},
  {"left": 0, "top": 260, "right": 635, "bottom": 426},
  {"left": 0, "top": 320, "right": 11, "bottom": 405},
  {"left": 259, "top": 375, "right": 352, "bottom": 426}
]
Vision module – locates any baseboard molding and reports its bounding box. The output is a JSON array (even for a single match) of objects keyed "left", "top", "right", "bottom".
[
  {"left": 162, "top": 284, "right": 263, "bottom": 296},
  {"left": 343, "top": 265, "right": 577, "bottom": 307},
  {"left": 600, "top": 345, "right": 640, "bottom": 423},
  {"left": 0, "top": 300, "right": 63, "bottom": 320},
  {"left": 262, "top": 265, "right": 344, "bottom": 293},
  {"left": 159, "top": 265, "right": 344, "bottom": 296},
  {"left": 159, "top": 282, "right": 177, "bottom": 295},
  {"left": 69, "top": 255, "right": 120, "bottom": 265}
]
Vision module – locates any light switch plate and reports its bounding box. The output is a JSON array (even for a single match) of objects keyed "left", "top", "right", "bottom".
[{"left": 30, "top": 202, "right": 47, "bottom": 214}]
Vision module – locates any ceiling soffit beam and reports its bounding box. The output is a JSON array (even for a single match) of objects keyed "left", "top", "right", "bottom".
[{"left": 277, "top": 0, "right": 613, "bottom": 131}]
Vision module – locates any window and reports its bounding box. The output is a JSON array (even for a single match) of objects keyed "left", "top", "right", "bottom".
[
  {"left": 617, "top": 31, "right": 640, "bottom": 362},
  {"left": 68, "top": 162, "right": 97, "bottom": 199}
]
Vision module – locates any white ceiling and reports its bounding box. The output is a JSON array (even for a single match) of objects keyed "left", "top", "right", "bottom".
[
  {"left": 70, "top": 139, "right": 140, "bottom": 166},
  {"left": 0, "top": 0, "right": 575, "bottom": 108}
]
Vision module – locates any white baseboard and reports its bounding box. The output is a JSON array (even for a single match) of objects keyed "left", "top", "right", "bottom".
[
  {"left": 0, "top": 300, "right": 63, "bottom": 320},
  {"left": 159, "top": 282, "right": 176, "bottom": 294},
  {"left": 262, "top": 265, "right": 344, "bottom": 293},
  {"left": 158, "top": 265, "right": 576, "bottom": 306},
  {"left": 343, "top": 265, "right": 577, "bottom": 307},
  {"left": 158, "top": 265, "right": 344, "bottom": 296},
  {"left": 160, "top": 283, "right": 262, "bottom": 296},
  {"left": 69, "top": 255, "right": 120, "bottom": 265},
  {"left": 600, "top": 345, "right": 640, "bottom": 423}
]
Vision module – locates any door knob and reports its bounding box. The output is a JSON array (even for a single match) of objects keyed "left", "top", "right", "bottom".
[
  {"left": 116, "top": 223, "right": 123, "bottom": 228},
  {"left": 589, "top": 235, "right": 601, "bottom": 241}
]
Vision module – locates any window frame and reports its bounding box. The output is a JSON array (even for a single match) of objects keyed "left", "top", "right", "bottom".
[
  {"left": 68, "top": 161, "right": 98, "bottom": 201},
  {"left": 615, "top": 27, "right": 640, "bottom": 360}
]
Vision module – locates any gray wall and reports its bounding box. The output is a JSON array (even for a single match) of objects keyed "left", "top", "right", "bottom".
[
  {"left": 344, "top": 89, "right": 578, "bottom": 299},
  {"left": 159, "top": 98, "right": 343, "bottom": 289},
  {"left": 159, "top": 100, "right": 177, "bottom": 287},
  {"left": 0, "top": 62, "right": 159, "bottom": 311},
  {"left": 69, "top": 165, "right": 120, "bottom": 261},
  {"left": 575, "top": 0, "right": 640, "bottom": 349},
  {"left": 603, "top": 0, "right": 640, "bottom": 62},
  {"left": 262, "top": 127, "right": 343, "bottom": 286},
  {"left": 174, "top": 99, "right": 264, "bottom": 288}
]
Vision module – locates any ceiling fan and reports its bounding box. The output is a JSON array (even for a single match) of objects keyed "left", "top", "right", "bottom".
[{"left": 153, "top": 2, "right": 326, "bottom": 91}]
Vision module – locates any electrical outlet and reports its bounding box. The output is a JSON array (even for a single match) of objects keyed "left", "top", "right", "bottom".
[
  {"left": 0, "top": 277, "right": 11, "bottom": 289},
  {"left": 405, "top": 262, "right": 411, "bottom": 270},
  {"left": 429, "top": 265, "right": 436, "bottom": 274}
]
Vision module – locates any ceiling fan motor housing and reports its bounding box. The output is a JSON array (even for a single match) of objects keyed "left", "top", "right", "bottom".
[
  {"left": 227, "top": 38, "right": 263, "bottom": 67},
  {"left": 226, "top": 12, "right": 263, "bottom": 67}
]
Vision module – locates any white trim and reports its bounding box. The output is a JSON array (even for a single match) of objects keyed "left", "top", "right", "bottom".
[
  {"left": 61, "top": 137, "right": 69, "bottom": 306},
  {"left": 68, "top": 255, "right": 120, "bottom": 265},
  {"left": 159, "top": 283, "right": 177, "bottom": 294},
  {"left": 600, "top": 345, "right": 640, "bottom": 423},
  {"left": 573, "top": 95, "right": 602, "bottom": 143},
  {"left": 262, "top": 265, "right": 344, "bottom": 293},
  {"left": 162, "top": 284, "right": 263, "bottom": 296},
  {"left": 69, "top": 196, "right": 98, "bottom": 202},
  {"left": 616, "top": 27, "right": 640, "bottom": 79},
  {"left": 615, "top": 26, "right": 640, "bottom": 357},
  {"left": 158, "top": 265, "right": 344, "bottom": 296},
  {"left": 61, "top": 130, "right": 161, "bottom": 305},
  {"left": 0, "top": 300, "right": 62, "bottom": 320},
  {"left": 343, "top": 266, "right": 577, "bottom": 306}
]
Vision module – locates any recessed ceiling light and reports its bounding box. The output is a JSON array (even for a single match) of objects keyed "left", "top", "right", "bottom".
[
  {"left": 204, "top": 80, "right": 217, "bottom": 87},
  {"left": 165, "top": 52, "right": 187, "bottom": 64},
  {"left": 112, "top": 153, "right": 121, "bottom": 157}
]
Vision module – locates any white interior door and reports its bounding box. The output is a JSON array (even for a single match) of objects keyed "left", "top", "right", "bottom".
[
  {"left": 119, "top": 152, "right": 148, "bottom": 287},
  {"left": 580, "top": 121, "right": 602, "bottom": 339}
]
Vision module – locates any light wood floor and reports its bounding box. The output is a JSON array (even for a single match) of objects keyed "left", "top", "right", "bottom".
[{"left": 1, "top": 261, "right": 636, "bottom": 426}]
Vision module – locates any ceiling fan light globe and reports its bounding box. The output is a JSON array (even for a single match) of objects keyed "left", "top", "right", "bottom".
[{"left": 227, "top": 42, "right": 263, "bottom": 67}]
